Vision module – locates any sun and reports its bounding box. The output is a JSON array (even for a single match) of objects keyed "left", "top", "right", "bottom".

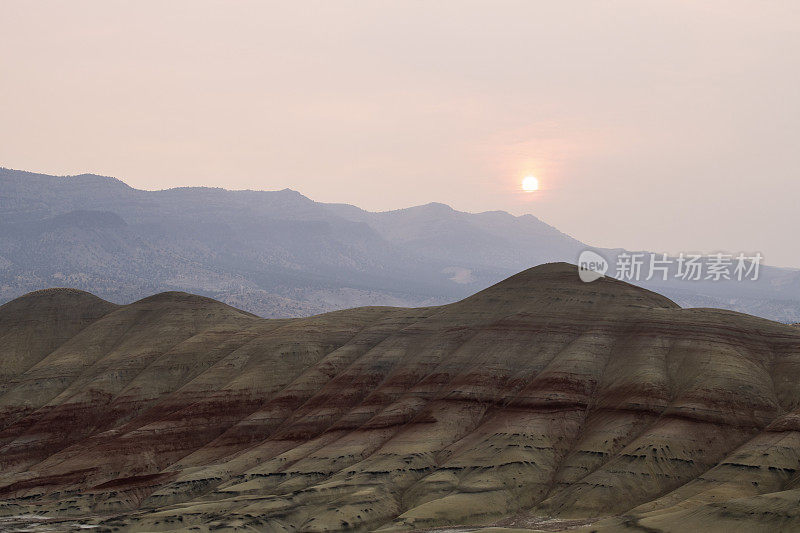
[{"left": 522, "top": 176, "right": 539, "bottom": 192}]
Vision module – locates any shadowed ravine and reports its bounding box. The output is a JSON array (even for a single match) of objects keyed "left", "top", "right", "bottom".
[{"left": 0, "top": 263, "right": 799, "bottom": 532}]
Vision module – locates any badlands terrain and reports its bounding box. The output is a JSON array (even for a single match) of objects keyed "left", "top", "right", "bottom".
[{"left": 1, "top": 263, "right": 800, "bottom": 532}]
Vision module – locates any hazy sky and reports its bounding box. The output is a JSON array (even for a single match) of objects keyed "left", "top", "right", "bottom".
[{"left": 2, "top": 1, "right": 799, "bottom": 267}]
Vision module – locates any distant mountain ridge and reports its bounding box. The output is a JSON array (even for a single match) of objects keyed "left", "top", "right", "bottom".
[{"left": 1, "top": 167, "right": 799, "bottom": 321}]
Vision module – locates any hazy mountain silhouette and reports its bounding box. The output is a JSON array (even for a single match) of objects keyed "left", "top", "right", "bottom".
[
  {"left": 1, "top": 167, "right": 798, "bottom": 321},
  {"left": 1, "top": 264, "right": 799, "bottom": 531}
]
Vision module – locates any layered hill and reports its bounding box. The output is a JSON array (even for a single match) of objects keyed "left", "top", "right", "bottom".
[{"left": 0, "top": 264, "right": 799, "bottom": 532}]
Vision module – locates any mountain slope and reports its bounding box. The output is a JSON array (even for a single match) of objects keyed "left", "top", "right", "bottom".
[
  {"left": 324, "top": 201, "right": 583, "bottom": 271},
  {"left": 0, "top": 264, "right": 798, "bottom": 532},
  {"left": 0, "top": 288, "right": 118, "bottom": 396}
]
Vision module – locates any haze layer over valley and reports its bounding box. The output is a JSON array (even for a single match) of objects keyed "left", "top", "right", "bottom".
[{"left": 1, "top": 168, "right": 799, "bottom": 323}]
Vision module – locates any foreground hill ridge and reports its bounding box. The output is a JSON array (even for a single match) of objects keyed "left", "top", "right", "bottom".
[{"left": 0, "top": 263, "right": 799, "bottom": 532}]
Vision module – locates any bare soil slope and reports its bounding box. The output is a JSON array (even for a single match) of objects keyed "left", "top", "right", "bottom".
[{"left": 0, "top": 263, "right": 799, "bottom": 532}]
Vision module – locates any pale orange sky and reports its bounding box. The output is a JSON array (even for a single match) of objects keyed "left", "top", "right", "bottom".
[{"left": 2, "top": 1, "right": 799, "bottom": 267}]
